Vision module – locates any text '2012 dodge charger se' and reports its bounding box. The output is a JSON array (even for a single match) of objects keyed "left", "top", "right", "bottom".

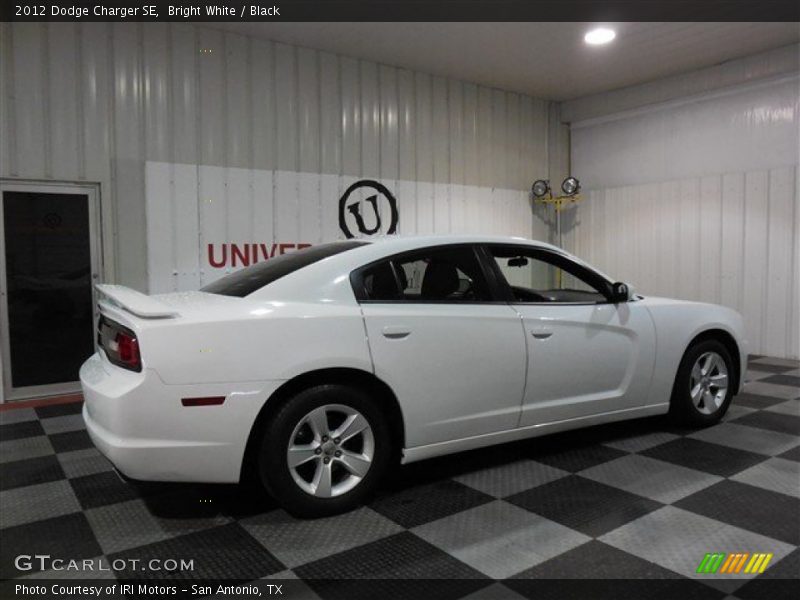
[{"left": 81, "top": 236, "right": 746, "bottom": 516}]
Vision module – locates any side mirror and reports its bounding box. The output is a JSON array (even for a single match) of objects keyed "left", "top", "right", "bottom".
[{"left": 610, "top": 281, "right": 632, "bottom": 303}]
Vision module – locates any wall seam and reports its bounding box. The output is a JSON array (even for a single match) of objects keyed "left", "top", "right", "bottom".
[
  {"left": 41, "top": 23, "right": 52, "bottom": 178},
  {"left": 315, "top": 48, "right": 322, "bottom": 243},
  {"left": 5, "top": 23, "right": 18, "bottom": 176},
  {"left": 74, "top": 23, "right": 86, "bottom": 180},
  {"left": 270, "top": 40, "right": 277, "bottom": 243},
  {"left": 106, "top": 23, "right": 119, "bottom": 283},
  {"left": 137, "top": 22, "right": 148, "bottom": 290},
  {"left": 166, "top": 24, "right": 178, "bottom": 291},
  {"left": 192, "top": 26, "right": 203, "bottom": 286}
]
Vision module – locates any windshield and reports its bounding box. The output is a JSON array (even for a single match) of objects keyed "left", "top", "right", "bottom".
[{"left": 201, "top": 241, "right": 368, "bottom": 297}]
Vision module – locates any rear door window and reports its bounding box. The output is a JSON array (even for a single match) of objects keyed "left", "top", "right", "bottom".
[{"left": 355, "top": 245, "right": 493, "bottom": 302}]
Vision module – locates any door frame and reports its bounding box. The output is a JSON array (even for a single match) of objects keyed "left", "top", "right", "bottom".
[{"left": 0, "top": 179, "right": 103, "bottom": 402}]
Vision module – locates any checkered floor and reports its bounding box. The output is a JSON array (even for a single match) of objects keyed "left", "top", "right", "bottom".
[{"left": 1, "top": 356, "right": 798, "bottom": 599}]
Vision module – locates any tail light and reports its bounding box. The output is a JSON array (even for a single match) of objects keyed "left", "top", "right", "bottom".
[
  {"left": 116, "top": 332, "right": 140, "bottom": 370},
  {"left": 98, "top": 317, "right": 142, "bottom": 372}
]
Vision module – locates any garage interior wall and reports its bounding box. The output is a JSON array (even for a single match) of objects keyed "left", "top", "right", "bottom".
[
  {"left": 0, "top": 23, "right": 558, "bottom": 297},
  {"left": 563, "top": 45, "right": 800, "bottom": 359}
]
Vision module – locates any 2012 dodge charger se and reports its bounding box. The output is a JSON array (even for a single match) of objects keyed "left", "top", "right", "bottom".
[{"left": 81, "top": 235, "right": 746, "bottom": 516}]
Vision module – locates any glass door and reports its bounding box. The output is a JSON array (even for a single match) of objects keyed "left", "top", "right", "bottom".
[{"left": 0, "top": 181, "right": 102, "bottom": 401}]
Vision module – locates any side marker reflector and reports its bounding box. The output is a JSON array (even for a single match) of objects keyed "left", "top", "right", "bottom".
[{"left": 181, "top": 396, "right": 225, "bottom": 407}]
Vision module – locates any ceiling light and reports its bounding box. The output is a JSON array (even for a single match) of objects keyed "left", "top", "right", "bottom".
[{"left": 584, "top": 27, "right": 616, "bottom": 46}]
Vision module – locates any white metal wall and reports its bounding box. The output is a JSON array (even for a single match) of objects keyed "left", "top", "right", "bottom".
[
  {"left": 565, "top": 167, "right": 799, "bottom": 359},
  {"left": 145, "top": 162, "right": 544, "bottom": 291},
  {"left": 0, "top": 22, "right": 555, "bottom": 294},
  {"left": 571, "top": 76, "right": 800, "bottom": 190},
  {"left": 564, "top": 70, "right": 800, "bottom": 359},
  {"left": 561, "top": 43, "right": 799, "bottom": 124}
]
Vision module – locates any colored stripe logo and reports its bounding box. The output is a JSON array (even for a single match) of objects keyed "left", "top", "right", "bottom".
[{"left": 696, "top": 552, "right": 773, "bottom": 574}]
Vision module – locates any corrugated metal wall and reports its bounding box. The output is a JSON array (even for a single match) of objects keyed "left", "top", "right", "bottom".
[
  {"left": 0, "top": 22, "right": 556, "bottom": 293},
  {"left": 571, "top": 76, "right": 800, "bottom": 190},
  {"left": 565, "top": 68, "right": 800, "bottom": 359},
  {"left": 145, "top": 163, "right": 544, "bottom": 292},
  {"left": 564, "top": 169, "right": 799, "bottom": 359}
]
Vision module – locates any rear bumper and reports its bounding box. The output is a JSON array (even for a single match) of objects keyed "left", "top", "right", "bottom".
[{"left": 80, "top": 353, "right": 280, "bottom": 483}]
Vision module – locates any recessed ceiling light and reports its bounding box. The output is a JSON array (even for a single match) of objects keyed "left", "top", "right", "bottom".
[{"left": 584, "top": 27, "right": 616, "bottom": 46}]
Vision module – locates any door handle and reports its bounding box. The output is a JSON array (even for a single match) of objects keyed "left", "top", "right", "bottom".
[
  {"left": 382, "top": 326, "right": 411, "bottom": 339},
  {"left": 531, "top": 330, "right": 553, "bottom": 340}
]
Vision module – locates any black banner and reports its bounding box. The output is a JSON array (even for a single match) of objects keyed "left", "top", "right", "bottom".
[
  {"left": 3, "top": 0, "right": 800, "bottom": 22},
  {"left": 3, "top": 578, "right": 798, "bottom": 599}
]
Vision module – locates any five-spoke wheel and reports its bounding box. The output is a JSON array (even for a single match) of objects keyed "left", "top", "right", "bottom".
[
  {"left": 671, "top": 339, "right": 735, "bottom": 426},
  {"left": 287, "top": 404, "right": 375, "bottom": 498},
  {"left": 689, "top": 351, "right": 729, "bottom": 415},
  {"left": 258, "top": 383, "right": 392, "bottom": 517}
]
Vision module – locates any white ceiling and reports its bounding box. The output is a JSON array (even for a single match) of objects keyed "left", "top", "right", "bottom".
[{"left": 215, "top": 22, "right": 800, "bottom": 100}]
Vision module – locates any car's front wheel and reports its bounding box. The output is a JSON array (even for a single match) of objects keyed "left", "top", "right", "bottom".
[
  {"left": 258, "top": 384, "right": 392, "bottom": 517},
  {"left": 670, "top": 339, "right": 735, "bottom": 426}
]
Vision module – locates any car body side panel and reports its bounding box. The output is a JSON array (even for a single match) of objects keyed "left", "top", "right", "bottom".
[
  {"left": 361, "top": 302, "right": 527, "bottom": 447},
  {"left": 516, "top": 301, "right": 658, "bottom": 425},
  {"left": 81, "top": 352, "right": 282, "bottom": 482},
  {"left": 641, "top": 296, "right": 748, "bottom": 406},
  {"left": 106, "top": 299, "right": 372, "bottom": 386}
]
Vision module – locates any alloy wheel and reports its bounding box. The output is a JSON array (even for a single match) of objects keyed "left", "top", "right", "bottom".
[
  {"left": 286, "top": 404, "right": 374, "bottom": 498},
  {"left": 689, "top": 351, "right": 729, "bottom": 415}
]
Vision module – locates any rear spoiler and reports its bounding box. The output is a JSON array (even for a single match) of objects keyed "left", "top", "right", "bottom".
[{"left": 95, "top": 284, "right": 180, "bottom": 318}]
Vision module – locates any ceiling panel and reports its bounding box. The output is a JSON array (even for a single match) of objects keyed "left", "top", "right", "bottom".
[{"left": 211, "top": 22, "right": 800, "bottom": 100}]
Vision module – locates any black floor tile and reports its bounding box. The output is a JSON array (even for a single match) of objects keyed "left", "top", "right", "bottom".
[
  {"left": 0, "top": 513, "right": 102, "bottom": 579},
  {"left": 513, "top": 540, "right": 681, "bottom": 578},
  {"left": 35, "top": 401, "right": 84, "bottom": 419},
  {"left": 759, "top": 374, "right": 800, "bottom": 388},
  {"left": 109, "top": 522, "right": 283, "bottom": 580},
  {"left": 507, "top": 541, "right": 724, "bottom": 600},
  {"left": 138, "top": 481, "right": 278, "bottom": 520},
  {"left": 0, "top": 420, "right": 45, "bottom": 442},
  {"left": 641, "top": 438, "right": 767, "bottom": 477},
  {"left": 70, "top": 471, "right": 145, "bottom": 509},
  {"left": 778, "top": 445, "right": 800, "bottom": 462},
  {"left": 733, "top": 411, "right": 800, "bottom": 436},
  {"left": 0, "top": 455, "right": 65, "bottom": 491},
  {"left": 675, "top": 480, "right": 800, "bottom": 545},
  {"left": 49, "top": 429, "right": 94, "bottom": 452},
  {"left": 527, "top": 443, "right": 628, "bottom": 473},
  {"left": 507, "top": 475, "right": 662, "bottom": 537},
  {"left": 736, "top": 547, "right": 800, "bottom": 600},
  {"left": 295, "top": 532, "right": 488, "bottom": 600},
  {"left": 369, "top": 480, "right": 493, "bottom": 528},
  {"left": 733, "top": 393, "right": 788, "bottom": 410}
]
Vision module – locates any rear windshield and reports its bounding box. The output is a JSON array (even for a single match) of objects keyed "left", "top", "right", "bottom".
[{"left": 201, "top": 241, "right": 368, "bottom": 297}]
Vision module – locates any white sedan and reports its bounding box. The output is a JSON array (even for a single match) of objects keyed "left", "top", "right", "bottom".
[{"left": 81, "top": 235, "right": 746, "bottom": 516}]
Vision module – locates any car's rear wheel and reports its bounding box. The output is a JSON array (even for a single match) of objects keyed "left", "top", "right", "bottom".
[
  {"left": 258, "top": 384, "right": 392, "bottom": 517},
  {"left": 670, "top": 339, "right": 735, "bottom": 426}
]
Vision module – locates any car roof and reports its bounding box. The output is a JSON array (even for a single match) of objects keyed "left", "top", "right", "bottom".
[{"left": 335, "top": 234, "right": 565, "bottom": 254}]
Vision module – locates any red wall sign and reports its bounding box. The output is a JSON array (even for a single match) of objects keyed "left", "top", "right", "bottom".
[{"left": 207, "top": 242, "right": 312, "bottom": 268}]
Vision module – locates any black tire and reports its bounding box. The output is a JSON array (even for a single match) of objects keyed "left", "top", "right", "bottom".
[
  {"left": 669, "top": 339, "right": 735, "bottom": 427},
  {"left": 258, "top": 384, "right": 393, "bottom": 517}
]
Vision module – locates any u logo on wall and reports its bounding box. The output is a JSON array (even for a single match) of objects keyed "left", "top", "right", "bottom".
[{"left": 339, "top": 180, "right": 399, "bottom": 239}]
